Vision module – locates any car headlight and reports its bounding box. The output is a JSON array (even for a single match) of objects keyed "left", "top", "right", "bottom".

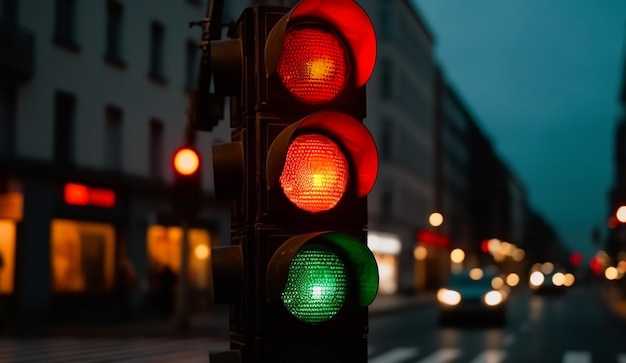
[
  {"left": 483, "top": 290, "right": 503, "bottom": 306},
  {"left": 529, "top": 271, "right": 544, "bottom": 287},
  {"left": 437, "top": 288, "right": 461, "bottom": 306}
]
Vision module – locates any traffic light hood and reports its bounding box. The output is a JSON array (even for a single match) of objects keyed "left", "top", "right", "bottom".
[
  {"left": 266, "top": 231, "right": 379, "bottom": 308},
  {"left": 266, "top": 111, "right": 378, "bottom": 198},
  {"left": 265, "top": 0, "right": 376, "bottom": 88}
]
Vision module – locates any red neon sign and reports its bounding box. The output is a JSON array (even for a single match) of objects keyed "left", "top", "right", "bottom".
[
  {"left": 416, "top": 229, "right": 450, "bottom": 248},
  {"left": 64, "top": 183, "right": 116, "bottom": 208}
]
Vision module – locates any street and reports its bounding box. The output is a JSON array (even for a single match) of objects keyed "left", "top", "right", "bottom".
[
  {"left": 0, "top": 283, "right": 624, "bottom": 362},
  {"left": 369, "top": 283, "right": 626, "bottom": 363}
]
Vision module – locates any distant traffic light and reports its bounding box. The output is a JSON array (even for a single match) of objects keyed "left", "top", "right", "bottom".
[
  {"left": 171, "top": 146, "right": 201, "bottom": 219},
  {"left": 569, "top": 252, "right": 583, "bottom": 267},
  {"left": 209, "top": 0, "right": 378, "bottom": 362}
]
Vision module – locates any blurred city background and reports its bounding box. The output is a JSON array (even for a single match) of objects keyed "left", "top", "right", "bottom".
[{"left": 1, "top": 0, "right": 626, "bottom": 362}]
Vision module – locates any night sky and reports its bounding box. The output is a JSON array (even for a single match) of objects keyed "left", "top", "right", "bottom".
[{"left": 413, "top": 0, "right": 626, "bottom": 259}]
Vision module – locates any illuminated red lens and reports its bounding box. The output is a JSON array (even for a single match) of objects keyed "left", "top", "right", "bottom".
[
  {"left": 277, "top": 25, "right": 348, "bottom": 104},
  {"left": 280, "top": 134, "right": 349, "bottom": 213}
]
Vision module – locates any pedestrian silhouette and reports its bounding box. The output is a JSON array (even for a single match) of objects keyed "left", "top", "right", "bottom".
[{"left": 158, "top": 265, "right": 177, "bottom": 318}]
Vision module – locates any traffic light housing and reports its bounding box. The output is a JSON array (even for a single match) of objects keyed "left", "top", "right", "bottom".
[
  {"left": 172, "top": 146, "right": 202, "bottom": 219},
  {"left": 209, "top": 1, "right": 378, "bottom": 362}
]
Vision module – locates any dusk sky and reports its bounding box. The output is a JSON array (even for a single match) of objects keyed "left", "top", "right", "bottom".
[{"left": 413, "top": 0, "right": 626, "bottom": 258}]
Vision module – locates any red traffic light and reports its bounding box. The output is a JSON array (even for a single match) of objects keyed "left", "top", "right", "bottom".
[
  {"left": 267, "top": 111, "right": 378, "bottom": 212},
  {"left": 277, "top": 25, "right": 348, "bottom": 103},
  {"left": 173, "top": 148, "right": 200, "bottom": 175},
  {"left": 570, "top": 252, "right": 583, "bottom": 266},
  {"left": 266, "top": 0, "right": 376, "bottom": 100}
]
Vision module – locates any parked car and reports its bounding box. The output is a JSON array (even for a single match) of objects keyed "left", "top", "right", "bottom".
[{"left": 437, "top": 270, "right": 507, "bottom": 326}]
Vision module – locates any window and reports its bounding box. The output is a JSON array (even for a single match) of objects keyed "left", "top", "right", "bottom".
[
  {"left": 378, "top": 0, "right": 391, "bottom": 38},
  {"left": 149, "top": 21, "right": 166, "bottom": 83},
  {"left": 50, "top": 220, "right": 115, "bottom": 293},
  {"left": 149, "top": 119, "right": 164, "bottom": 179},
  {"left": 1, "top": 0, "right": 18, "bottom": 26},
  {"left": 185, "top": 39, "right": 198, "bottom": 92},
  {"left": 380, "top": 119, "right": 393, "bottom": 161},
  {"left": 104, "top": 105, "right": 123, "bottom": 171},
  {"left": 54, "top": 0, "right": 78, "bottom": 50},
  {"left": 105, "top": 0, "right": 124, "bottom": 66},
  {"left": 380, "top": 59, "right": 392, "bottom": 99},
  {"left": 0, "top": 88, "right": 16, "bottom": 156},
  {"left": 53, "top": 91, "right": 76, "bottom": 164}
]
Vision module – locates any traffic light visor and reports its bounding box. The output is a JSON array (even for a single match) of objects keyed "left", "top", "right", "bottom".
[
  {"left": 266, "top": 0, "right": 376, "bottom": 90},
  {"left": 267, "top": 112, "right": 378, "bottom": 204},
  {"left": 173, "top": 148, "right": 200, "bottom": 175},
  {"left": 267, "top": 232, "right": 379, "bottom": 323}
]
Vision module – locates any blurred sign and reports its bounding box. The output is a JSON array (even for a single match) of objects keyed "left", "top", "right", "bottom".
[
  {"left": 64, "top": 183, "right": 116, "bottom": 208},
  {"left": 0, "top": 192, "right": 23, "bottom": 221},
  {"left": 416, "top": 229, "right": 450, "bottom": 248}
]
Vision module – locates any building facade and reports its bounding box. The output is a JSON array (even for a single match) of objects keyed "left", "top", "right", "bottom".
[
  {"left": 0, "top": 0, "right": 233, "bottom": 318},
  {"left": 359, "top": 0, "right": 437, "bottom": 294}
]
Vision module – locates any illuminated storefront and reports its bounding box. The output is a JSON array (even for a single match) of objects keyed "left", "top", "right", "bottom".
[
  {"left": 0, "top": 191, "right": 22, "bottom": 296},
  {"left": 0, "top": 220, "right": 16, "bottom": 294},
  {"left": 50, "top": 219, "right": 116, "bottom": 293},
  {"left": 368, "top": 231, "right": 401, "bottom": 295},
  {"left": 415, "top": 229, "right": 450, "bottom": 291}
]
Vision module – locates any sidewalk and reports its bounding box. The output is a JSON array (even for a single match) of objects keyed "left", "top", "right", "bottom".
[
  {"left": 0, "top": 292, "right": 434, "bottom": 338},
  {"left": 604, "top": 281, "right": 626, "bottom": 320}
]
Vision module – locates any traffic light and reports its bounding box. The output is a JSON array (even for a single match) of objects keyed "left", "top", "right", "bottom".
[
  {"left": 172, "top": 146, "right": 202, "bottom": 219},
  {"left": 209, "top": 1, "right": 378, "bottom": 362}
]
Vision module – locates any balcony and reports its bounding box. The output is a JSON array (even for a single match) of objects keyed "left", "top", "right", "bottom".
[{"left": 0, "top": 23, "right": 35, "bottom": 85}]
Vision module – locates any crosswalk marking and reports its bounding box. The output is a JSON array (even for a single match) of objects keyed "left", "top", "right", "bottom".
[
  {"left": 369, "top": 347, "right": 419, "bottom": 363},
  {"left": 563, "top": 351, "right": 591, "bottom": 363},
  {"left": 2, "top": 340, "right": 625, "bottom": 363},
  {"left": 0, "top": 338, "right": 226, "bottom": 363},
  {"left": 468, "top": 349, "right": 506, "bottom": 363},
  {"left": 415, "top": 348, "right": 460, "bottom": 363}
]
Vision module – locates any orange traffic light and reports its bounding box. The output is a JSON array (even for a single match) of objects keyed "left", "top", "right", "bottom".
[
  {"left": 279, "top": 133, "right": 349, "bottom": 212},
  {"left": 171, "top": 146, "right": 202, "bottom": 219}
]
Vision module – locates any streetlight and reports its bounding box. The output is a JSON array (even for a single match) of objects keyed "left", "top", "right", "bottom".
[
  {"left": 428, "top": 212, "right": 443, "bottom": 227},
  {"left": 617, "top": 206, "right": 626, "bottom": 223}
]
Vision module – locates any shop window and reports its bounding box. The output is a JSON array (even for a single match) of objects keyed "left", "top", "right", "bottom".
[
  {"left": 50, "top": 220, "right": 115, "bottom": 293},
  {"left": 374, "top": 254, "right": 397, "bottom": 294},
  {"left": 147, "top": 225, "right": 212, "bottom": 291},
  {"left": 0, "top": 220, "right": 16, "bottom": 294}
]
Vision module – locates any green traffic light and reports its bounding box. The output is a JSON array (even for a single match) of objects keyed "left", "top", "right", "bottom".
[{"left": 281, "top": 243, "right": 348, "bottom": 323}]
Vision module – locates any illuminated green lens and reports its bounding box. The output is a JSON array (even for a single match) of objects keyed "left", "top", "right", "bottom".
[{"left": 281, "top": 243, "right": 348, "bottom": 323}]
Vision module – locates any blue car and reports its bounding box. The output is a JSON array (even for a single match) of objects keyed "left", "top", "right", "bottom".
[{"left": 437, "top": 270, "right": 508, "bottom": 326}]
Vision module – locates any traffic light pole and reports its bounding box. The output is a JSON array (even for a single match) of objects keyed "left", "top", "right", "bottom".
[
  {"left": 175, "top": 217, "right": 191, "bottom": 331},
  {"left": 175, "top": 0, "right": 225, "bottom": 331}
]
